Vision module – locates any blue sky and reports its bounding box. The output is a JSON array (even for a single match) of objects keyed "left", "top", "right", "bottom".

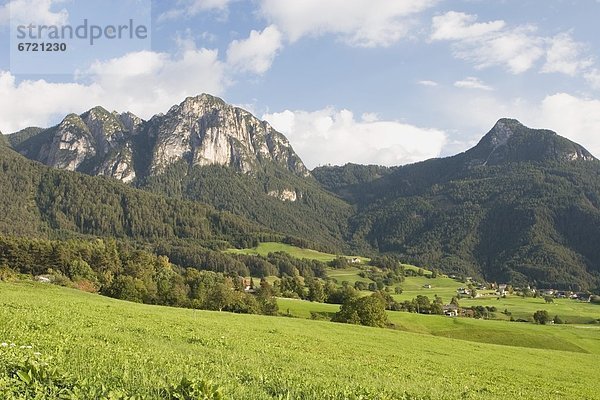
[{"left": 1, "top": 0, "right": 600, "bottom": 168}]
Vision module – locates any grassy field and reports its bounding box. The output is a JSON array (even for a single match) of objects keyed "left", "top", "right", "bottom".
[
  {"left": 276, "top": 297, "right": 600, "bottom": 353},
  {"left": 1, "top": 281, "right": 600, "bottom": 399},
  {"left": 226, "top": 242, "right": 369, "bottom": 263},
  {"left": 392, "top": 273, "right": 463, "bottom": 301},
  {"left": 326, "top": 267, "right": 372, "bottom": 286},
  {"left": 458, "top": 296, "right": 600, "bottom": 324}
]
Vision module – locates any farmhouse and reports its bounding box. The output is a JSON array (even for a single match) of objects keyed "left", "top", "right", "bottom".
[
  {"left": 496, "top": 284, "right": 508, "bottom": 296},
  {"left": 443, "top": 304, "right": 459, "bottom": 317},
  {"left": 349, "top": 257, "right": 361, "bottom": 264}
]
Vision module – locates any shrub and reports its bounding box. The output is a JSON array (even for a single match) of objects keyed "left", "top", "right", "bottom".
[{"left": 533, "top": 310, "right": 550, "bottom": 325}]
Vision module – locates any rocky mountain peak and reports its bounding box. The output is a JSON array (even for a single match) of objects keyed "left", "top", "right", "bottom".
[
  {"left": 147, "top": 94, "right": 309, "bottom": 176},
  {"left": 117, "top": 111, "right": 144, "bottom": 134},
  {"left": 467, "top": 118, "right": 596, "bottom": 166},
  {"left": 485, "top": 118, "right": 524, "bottom": 147},
  {"left": 11, "top": 94, "right": 310, "bottom": 182}
]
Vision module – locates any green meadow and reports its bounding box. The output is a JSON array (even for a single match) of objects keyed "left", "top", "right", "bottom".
[
  {"left": 276, "top": 297, "right": 600, "bottom": 353},
  {"left": 226, "top": 242, "right": 369, "bottom": 263},
  {"left": 230, "top": 242, "right": 600, "bottom": 325},
  {"left": 1, "top": 281, "right": 600, "bottom": 399}
]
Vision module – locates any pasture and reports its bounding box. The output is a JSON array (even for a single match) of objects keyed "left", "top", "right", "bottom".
[
  {"left": 226, "top": 242, "right": 368, "bottom": 263},
  {"left": 1, "top": 281, "right": 599, "bottom": 399}
]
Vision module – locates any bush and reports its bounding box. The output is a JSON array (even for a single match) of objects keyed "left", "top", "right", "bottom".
[{"left": 533, "top": 310, "right": 550, "bottom": 325}]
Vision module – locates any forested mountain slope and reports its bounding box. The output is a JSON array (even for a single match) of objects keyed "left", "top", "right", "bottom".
[
  {"left": 9, "top": 95, "right": 352, "bottom": 251},
  {"left": 315, "top": 120, "right": 600, "bottom": 290}
]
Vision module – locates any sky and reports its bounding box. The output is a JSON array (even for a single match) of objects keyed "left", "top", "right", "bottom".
[{"left": 1, "top": 0, "right": 600, "bottom": 169}]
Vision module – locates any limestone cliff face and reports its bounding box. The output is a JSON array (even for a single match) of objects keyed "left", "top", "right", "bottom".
[
  {"left": 12, "top": 94, "right": 309, "bottom": 183},
  {"left": 148, "top": 94, "right": 308, "bottom": 176},
  {"left": 30, "top": 107, "right": 138, "bottom": 183}
]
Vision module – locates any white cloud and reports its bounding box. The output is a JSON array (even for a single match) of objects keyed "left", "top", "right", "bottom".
[
  {"left": 263, "top": 107, "right": 447, "bottom": 168},
  {"left": 431, "top": 12, "right": 595, "bottom": 76},
  {"left": 85, "top": 47, "right": 226, "bottom": 115},
  {"left": 0, "top": 71, "right": 102, "bottom": 132},
  {"left": 541, "top": 33, "right": 593, "bottom": 76},
  {"left": 158, "top": 0, "right": 231, "bottom": 22},
  {"left": 535, "top": 93, "right": 600, "bottom": 158},
  {"left": 361, "top": 112, "right": 379, "bottom": 123},
  {"left": 0, "top": 46, "right": 227, "bottom": 133},
  {"left": 417, "top": 80, "right": 439, "bottom": 87},
  {"left": 260, "top": 0, "right": 438, "bottom": 47},
  {"left": 584, "top": 69, "right": 600, "bottom": 90},
  {"left": 433, "top": 90, "right": 600, "bottom": 159},
  {"left": 454, "top": 77, "right": 493, "bottom": 90},
  {"left": 454, "top": 24, "right": 545, "bottom": 74},
  {"left": 0, "top": 0, "right": 68, "bottom": 26},
  {"left": 226, "top": 25, "right": 283, "bottom": 74},
  {"left": 430, "top": 11, "right": 504, "bottom": 41}
]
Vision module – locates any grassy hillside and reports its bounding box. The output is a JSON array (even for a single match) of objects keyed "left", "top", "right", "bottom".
[
  {"left": 226, "top": 242, "right": 368, "bottom": 263},
  {"left": 276, "top": 298, "right": 600, "bottom": 353},
  {"left": 1, "top": 282, "right": 599, "bottom": 399}
]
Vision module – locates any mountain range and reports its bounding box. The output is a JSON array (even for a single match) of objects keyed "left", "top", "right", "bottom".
[{"left": 3, "top": 95, "right": 600, "bottom": 289}]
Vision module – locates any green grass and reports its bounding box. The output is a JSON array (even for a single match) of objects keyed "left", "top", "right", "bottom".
[
  {"left": 394, "top": 273, "right": 464, "bottom": 301},
  {"left": 277, "top": 298, "right": 339, "bottom": 319},
  {"left": 2, "top": 281, "right": 600, "bottom": 399},
  {"left": 386, "top": 311, "right": 600, "bottom": 354},
  {"left": 326, "top": 267, "right": 371, "bottom": 286},
  {"left": 458, "top": 296, "right": 600, "bottom": 324},
  {"left": 226, "top": 242, "right": 369, "bottom": 263},
  {"left": 276, "top": 297, "right": 600, "bottom": 354}
]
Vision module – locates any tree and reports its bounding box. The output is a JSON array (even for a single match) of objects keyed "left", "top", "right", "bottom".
[
  {"left": 543, "top": 295, "right": 554, "bottom": 303},
  {"left": 394, "top": 286, "right": 403, "bottom": 294},
  {"left": 326, "top": 285, "right": 358, "bottom": 304},
  {"left": 533, "top": 310, "right": 550, "bottom": 325},
  {"left": 431, "top": 295, "right": 444, "bottom": 315},
  {"left": 205, "top": 281, "right": 234, "bottom": 311},
  {"left": 307, "top": 279, "right": 326, "bottom": 302},
  {"left": 333, "top": 294, "right": 389, "bottom": 327},
  {"left": 414, "top": 295, "right": 431, "bottom": 314},
  {"left": 553, "top": 315, "right": 564, "bottom": 324},
  {"left": 328, "top": 256, "right": 349, "bottom": 269}
]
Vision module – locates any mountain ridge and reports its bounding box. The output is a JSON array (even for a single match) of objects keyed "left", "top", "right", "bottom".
[
  {"left": 5, "top": 98, "right": 600, "bottom": 289},
  {"left": 313, "top": 119, "right": 600, "bottom": 289},
  {"left": 10, "top": 94, "right": 309, "bottom": 183}
]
